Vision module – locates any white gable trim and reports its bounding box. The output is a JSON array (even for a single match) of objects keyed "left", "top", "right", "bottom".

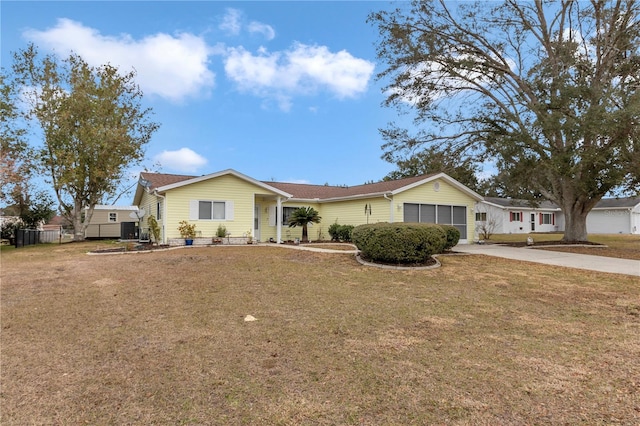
[
  {"left": 392, "top": 173, "right": 484, "bottom": 201},
  {"left": 156, "top": 168, "right": 292, "bottom": 198}
]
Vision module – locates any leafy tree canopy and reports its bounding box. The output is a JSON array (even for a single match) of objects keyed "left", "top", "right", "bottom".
[
  {"left": 370, "top": 0, "right": 640, "bottom": 241},
  {"left": 9, "top": 44, "right": 159, "bottom": 240},
  {"left": 382, "top": 137, "right": 481, "bottom": 193}
]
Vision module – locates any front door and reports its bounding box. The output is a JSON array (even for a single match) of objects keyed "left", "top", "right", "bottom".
[
  {"left": 530, "top": 213, "right": 536, "bottom": 231},
  {"left": 254, "top": 204, "right": 261, "bottom": 241}
]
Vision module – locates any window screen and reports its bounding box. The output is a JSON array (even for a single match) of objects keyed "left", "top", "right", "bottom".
[
  {"left": 199, "top": 201, "right": 212, "bottom": 220},
  {"left": 404, "top": 203, "right": 419, "bottom": 223}
]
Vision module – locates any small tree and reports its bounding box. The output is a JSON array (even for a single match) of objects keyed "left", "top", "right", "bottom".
[
  {"left": 475, "top": 208, "right": 498, "bottom": 241},
  {"left": 287, "top": 207, "right": 321, "bottom": 243},
  {"left": 147, "top": 214, "right": 161, "bottom": 245},
  {"left": 177, "top": 220, "right": 196, "bottom": 240},
  {"left": 18, "top": 192, "right": 56, "bottom": 229}
]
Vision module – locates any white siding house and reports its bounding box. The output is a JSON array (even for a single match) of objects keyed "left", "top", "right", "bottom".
[
  {"left": 475, "top": 196, "right": 640, "bottom": 236},
  {"left": 475, "top": 197, "right": 561, "bottom": 236}
]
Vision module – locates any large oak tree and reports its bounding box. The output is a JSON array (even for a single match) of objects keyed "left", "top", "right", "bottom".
[
  {"left": 10, "top": 45, "right": 159, "bottom": 241},
  {"left": 370, "top": 0, "right": 640, "bottom": 241}
]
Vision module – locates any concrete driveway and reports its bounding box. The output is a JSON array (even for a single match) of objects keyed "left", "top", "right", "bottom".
[{"left": 454, "top": 244, "right": 640, "bottom": 277}]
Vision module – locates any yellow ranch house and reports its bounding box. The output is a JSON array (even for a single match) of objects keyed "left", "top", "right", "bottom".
[{"left": 133, "top": 169, "right": 483, "bottom": 245}]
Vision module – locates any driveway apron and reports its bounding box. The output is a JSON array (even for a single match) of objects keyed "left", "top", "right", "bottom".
[{"left": 454, "top": 244, "right": 640, "bottom": 277}]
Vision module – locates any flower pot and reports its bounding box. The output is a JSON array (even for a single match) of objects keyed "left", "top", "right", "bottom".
[{"left": 185, "top": 239, "right": 194, "bottom": 246}]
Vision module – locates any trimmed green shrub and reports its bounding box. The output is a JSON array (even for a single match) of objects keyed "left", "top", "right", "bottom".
[
  {"left": 328, "top": 222, "right": 354, "bottom": 242},
  {"left": 337, "top": 224, "right": 354, "bottom": 242},
  {"left": 439, "top": 225, "right": 461, "bottom": 250},
  {"left": 328, "top": 222, "right": 341, "bottom": 241},
  {"left": 352, "top": 222, "right": 447, "bottom": 264}
]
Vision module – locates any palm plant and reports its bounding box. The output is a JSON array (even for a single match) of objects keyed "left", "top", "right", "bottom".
[{"left": 287, "top": 206, "right": 321, "bottom": 243}]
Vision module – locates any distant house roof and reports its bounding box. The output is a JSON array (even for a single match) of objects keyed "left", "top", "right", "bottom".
[
  {"left": 135, "top": 170, "right": 483, "bottom": 203},
  {"left": 483, "top": 196, "right": 640, "bottom": 210},
  {"left": 90, "top": 205, "right": 139, "bottom": 211},
  {"left": 593, "top": 197, "right": 640, "bottom": 209},
  {"left": 483, "top": 197, "right": 560, "bottom": 210}
]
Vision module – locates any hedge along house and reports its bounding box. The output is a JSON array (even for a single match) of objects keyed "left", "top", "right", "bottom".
[{"left": 133, "top": 169, "right": 483, "bottom": 246}]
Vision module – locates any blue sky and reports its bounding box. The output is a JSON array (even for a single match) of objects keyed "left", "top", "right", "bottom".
[{"left": 2, "top": 1, "right": 414, "bottom": 202}]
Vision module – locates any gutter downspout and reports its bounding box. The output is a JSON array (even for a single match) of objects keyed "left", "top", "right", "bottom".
[
  {"left": 153, "top": 190, "right": 167, "bottom": 244},
  {"left": 384, "top": 193, "right": 394, "bottom": 223}
]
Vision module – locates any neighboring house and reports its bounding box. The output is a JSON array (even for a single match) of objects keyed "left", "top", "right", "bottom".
[
  {"left": 84, "top": 205, "right": 140, "bottom": 239},
  {"left": 476, "top": 196, "right": 640, "bottom": 235},
  {"left": 476, "top": 197, "right": 562, "bottom": 235},
  {"left": 133, "top": 169, "right": 484, "bottom": 245},
  {"left": 586, "top": 197, "right": 640, "bottom": 235}
]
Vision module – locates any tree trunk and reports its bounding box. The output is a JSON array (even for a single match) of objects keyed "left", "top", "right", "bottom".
[
  {"left": 561, "top": 203, "right": 591, "bottom": 242},
  {"left": 72, "top": 207, "right": 84, "bottom": 241},
  {"left": 302, "top": 224, "right": 309, "bottom": 243},
  {"left": 71, "top": 200, "right": 93, "bottom": 242}
]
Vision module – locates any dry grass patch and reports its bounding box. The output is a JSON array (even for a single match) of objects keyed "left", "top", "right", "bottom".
[
  {"left": 1, "top": 243, "right": 639, "bottom": 424},
  {"left": 490, "top": 233, "right": 640, "bottom": 260}
]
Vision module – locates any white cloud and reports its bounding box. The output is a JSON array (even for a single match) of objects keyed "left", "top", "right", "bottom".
[
  {"left": 224, "top": 42, "right": 374, "bottom": 109},
  {"left": 219, "top": 8, "right": 242, "bottom": 36},
  {"left": 220, "top": 9, "right": 275, "bottom": 41},
  {"left": 248, "top": 21, "right": 275, "bottom": 41},
  {"left": 24, "top": 18, "right": 215, "bottom": 102},
  {"left": 154, "top": 148, "right": 208, "bottom": 173}
]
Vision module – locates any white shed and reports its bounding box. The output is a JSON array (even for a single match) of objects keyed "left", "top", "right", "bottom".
[{"left": 84, "top": 205, "right": 139, "bottom": 239}]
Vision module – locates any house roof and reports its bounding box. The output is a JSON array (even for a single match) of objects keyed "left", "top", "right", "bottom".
[
  {"left": 483, "top": 196, "right": 640, "bottom": 210},
  {"left": 90, "top": 205, "right": 139, "bottom": 211},
  {"left": 135, "top": 170, "right": 483, "bottom": 203},
  {"left": 265, "top": 174, "right": 442, "bottom": 200},
  {"left": 483, "top": 197, "right": 560, "bottom": 210},
  {"left": 139, "top": 172, "right": 196, "bottom": 191}
]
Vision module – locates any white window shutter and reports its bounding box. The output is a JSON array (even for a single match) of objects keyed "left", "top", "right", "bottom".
[
  {"left": 268, "top": 206, "right": 276, "bottom": 226},
  {"left": 225, "top": 201, "right": 234, "bottom": 221},
  {"left": 189, "top": 200, "right": 199, "bottom": 220}
]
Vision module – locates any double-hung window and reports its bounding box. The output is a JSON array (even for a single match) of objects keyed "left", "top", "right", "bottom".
[
  {"left": 190, "top": 200, "right": 234, "bottom": 221},
  {"left": 199, "top": 201, "right": 226, "bottom": 220},
  {"left": 540, "top": 213, "right": 555, "bottom": 225}
]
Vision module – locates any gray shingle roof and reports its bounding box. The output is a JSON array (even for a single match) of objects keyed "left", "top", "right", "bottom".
[
  {"left": 594, "top": 197, "right": 640, "bottom": 209},
  {"left": 483, "top": 197, "right": 559, "bottom": 210},
  {"left": 484, "top": 196, "right": 640, "bottom": 210}
]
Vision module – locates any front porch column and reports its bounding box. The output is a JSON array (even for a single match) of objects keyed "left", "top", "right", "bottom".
[{"left": 276, "top": 196, "right": 282, "bottom": 243}]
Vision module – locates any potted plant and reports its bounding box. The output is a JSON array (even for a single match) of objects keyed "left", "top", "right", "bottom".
[
  {"left": 213, "top": 224, "right": 226, "bottom": 244},
  {"left": 178, "top": 220, "right": 196, "bottom": 245},
  {"left": 246, "top": 229, "right": 253, "bottom": 244}
]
